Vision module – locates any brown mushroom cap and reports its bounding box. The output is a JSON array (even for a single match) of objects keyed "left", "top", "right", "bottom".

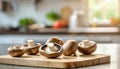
[
  {"left": 39, "top": 43, "right": 63, "bottom": 58},
  {"left": 8, "top": 46, "right": 24, "bottom": 57},
  {"left": 78, "top": 40, "right": 97, "bottom": 54},
  {"left": 23, "top": 43, "right": 41, "bottom": 55},
  {"left": 46, "top": 37, "right": 64, "bottom": 46},
  {"left": 63, "top": 40, "right": 78, "bottom": 56}
]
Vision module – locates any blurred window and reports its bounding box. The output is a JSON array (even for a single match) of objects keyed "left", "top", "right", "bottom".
[{"left": 89, "top": 0, "right": 120, "bottom": 25}]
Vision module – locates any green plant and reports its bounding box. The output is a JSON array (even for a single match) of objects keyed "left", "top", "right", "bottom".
[
  {"left": 19, "top": 18, "right": 36, "bottom": 26},
  {"left": 46, "top": 11, "right": 60, "bottom": 22}
]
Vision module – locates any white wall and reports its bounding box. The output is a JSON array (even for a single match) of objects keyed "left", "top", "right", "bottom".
[{"left": 0, "top": 0, "right": 88, "bottom": 27}]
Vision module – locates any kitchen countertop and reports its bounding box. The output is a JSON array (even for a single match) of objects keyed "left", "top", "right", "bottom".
[
  {"left": 0, "top": 27, "right": 120, "bottom": 35},
  {"left": 0, "top": 43, "right": 120, "bottom": 69}
]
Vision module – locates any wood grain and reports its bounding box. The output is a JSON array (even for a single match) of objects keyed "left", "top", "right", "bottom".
[{"left": 0, "top": 54, "right": 110, "bottom": 68}]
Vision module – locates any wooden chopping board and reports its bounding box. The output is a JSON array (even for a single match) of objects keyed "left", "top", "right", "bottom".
[
  {"left": 0, "top": 54, "right": 110, "bottom": 68},
  {"left": 61, "top": 6, "right": 72, "bottom": 21}
]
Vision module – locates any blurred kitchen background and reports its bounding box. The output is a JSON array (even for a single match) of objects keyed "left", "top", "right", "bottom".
[{"left": 0, "top": 0, "right": 120, "bottom": 54}]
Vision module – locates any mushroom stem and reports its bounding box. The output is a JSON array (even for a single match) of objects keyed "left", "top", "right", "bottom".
[
  {"left": 71, "top": 52, "right": 77, "bottom": 56},
  {"left": 13, "top": 45, "right": 21, "bottom": 50},
  {"left": 47, "top": 43, "right": 58, "bottom": 52},
  {"left": 82, "top": 40, "right": 90, "bottom": 46},
  {"left": 81, "top": 40, "right": 95, "bottom": 48},
  {"left": 8, "top": 47, "right": 13, "bottom": 51},
  {"left": 27, "top": 40, "right": 35, "bottom": 47}
]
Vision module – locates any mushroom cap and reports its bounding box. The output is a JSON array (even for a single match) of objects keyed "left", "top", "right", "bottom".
[
  {"left": 39, "top": 43, "right": 63, "bottom": 58},
  {"left": 8, "top": 47, "right": 24, "bottom": 57},
  {"left": 46, "top": 37, "right": 64, "bottom": 46},
  {"left": 23, "top": 43, "right": 41, "bottom": 55},
  {"left": 63, "top": 40, "right": 78, "bottom": 56},
  {"left": 78, "top": 41, "right": 97, "bottom": 54}
]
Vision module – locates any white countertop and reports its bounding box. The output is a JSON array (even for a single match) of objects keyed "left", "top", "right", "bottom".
[
  {"left": 78, "top": 43, "right": 120, "bottom": 69},
  {"left": 37, "top": 27, "right": 120, "bottom": 34},
  {"left": 69, "top": 27, "right": 119, "bottom": 33},
  {"left": 0, "top": 43, "right": 120, "bottom": 69}
]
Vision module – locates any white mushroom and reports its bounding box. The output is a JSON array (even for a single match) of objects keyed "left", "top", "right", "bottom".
[
  {"left": 78, "top": 40, "right": 97, "bottom": 54},
  {"left": 7, "top": 45, "right": 24, "bottom": 57},
  {"left": 39, "top": 43, "right": 63, "bottom": 58}
]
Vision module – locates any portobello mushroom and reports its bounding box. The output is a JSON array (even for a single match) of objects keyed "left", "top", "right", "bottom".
[
  {"left": 39, "top": 43, "right": 63, "bottom": 58},
  {"left": 63, "top": 40, "right": 78, "bottom": 56},
  {"left": 78, "top": 40, "right": 97, "bottom": 54}
]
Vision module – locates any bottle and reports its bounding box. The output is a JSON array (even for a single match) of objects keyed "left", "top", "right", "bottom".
[
  {"left": 69, "top": 10, "right": 87, "bottom": 29},
  {"left": 69, "top": 10, "right": 79, "bottom": 29}
]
